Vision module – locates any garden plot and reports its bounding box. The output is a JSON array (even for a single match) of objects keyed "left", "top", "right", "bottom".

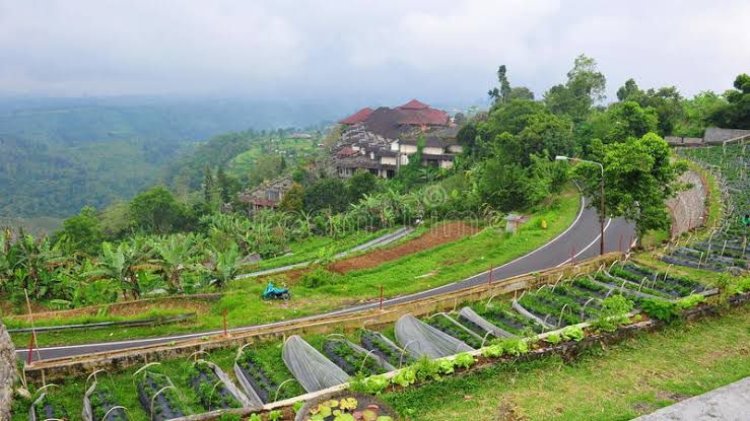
[
  {"left": 359, "top": 329, "right": 416, "bottom": 368},
  {"left": 515, "top": 284, "right": 602, "bottom": 329},
  {"left": 321, "top": 338, "right": 394, "bottom": 376},
  {"left": 603, "top": 263, "right": 708, "bottom": 298},
  {"left": 282, "top": 335, "right": 349, "bottom": 393},
  {"left": 136, "top": 369, "right": 190, "bottom": 421},
  {"left": 457, "top": 306, "right": 514, "bottom": 338},
  {"left": 395, "top": 314, "right": 474, "bottom": 358},
  {"left": 188, "top": 360, "right": 250, "bottom": 411},
  {"left": 470, "top": 301, "right": 545, "bottom": 336},
  {"left": 235, "top": 343, "right": 305, "bottom": 405},
  {"left": 426, "top": 312, "right": 486, "bottom": 348},
  {"left": 83, "top": 380, "right": 128, "bottom": 421},
  {"left": 673, "top": 144, "right": 750, "bottom": 272},
  {"left": 30, "top": 392, "right": 69, "bottom": 421}
]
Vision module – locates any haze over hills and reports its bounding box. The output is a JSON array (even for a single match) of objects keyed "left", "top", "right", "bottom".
[{"left": 0, "top": 96, "right": 355, "bottom": 231}]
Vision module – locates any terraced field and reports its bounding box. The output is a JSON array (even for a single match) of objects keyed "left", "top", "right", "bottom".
[
  {"left": 13, "top": 262, "right": 714, "bottom": 420},
  {"left": 671, "top": 143, "right": 750, "bottom": 271}
]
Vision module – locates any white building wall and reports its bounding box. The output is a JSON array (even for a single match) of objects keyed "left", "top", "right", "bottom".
[
  {"left": 439, "top": 160, "right": 454, "bottom": 169},
  {"left": 423, "top": 146, "right": 444, "bottom": 155},
  {"left": 400, "top": 144, "right": 418, "bottom": 154},
  {"left": 380, "top": 156, "right": 397, "bottom": 166}
]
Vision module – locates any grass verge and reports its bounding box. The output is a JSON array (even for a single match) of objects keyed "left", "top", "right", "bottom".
[{"left": 382, "top": 303, "right": 750, "bottom": 421}]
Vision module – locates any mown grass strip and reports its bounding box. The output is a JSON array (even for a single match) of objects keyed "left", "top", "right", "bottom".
[{"left": 382, "top": 304, "right": 750, "bottom": 421}]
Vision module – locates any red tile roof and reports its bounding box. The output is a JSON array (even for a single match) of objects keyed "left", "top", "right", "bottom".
[
  {"left": 339, "top": 100, "right": 449, "bottom": 137},
  {"left": 398, "top": 99, "right": 429, "bottom": 110},
  {"left": 339, "top": 107, "right": 374, "bottom": 125}
]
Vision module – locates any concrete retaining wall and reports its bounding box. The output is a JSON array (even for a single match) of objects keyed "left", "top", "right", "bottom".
[{"left": 667, "top": 170, "right": 707, "bottom": 238}]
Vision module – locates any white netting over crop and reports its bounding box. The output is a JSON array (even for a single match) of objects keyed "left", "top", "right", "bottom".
[
  {"left": 458, "top": 307, "right": 514, "bottom": 338},
  {"left": 395, "top": 314, "right": 473, "bottom": 358},
  {"left": 282, "top": 335, "right": 349, "bottom": 393},
  {"left": 345, "top": 339, "right": 396, "bottom": 372}
]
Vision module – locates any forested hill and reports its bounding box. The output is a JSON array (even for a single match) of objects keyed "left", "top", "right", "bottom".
[{"left": 0, "top": 97, "right": 343, "bottom": 229}]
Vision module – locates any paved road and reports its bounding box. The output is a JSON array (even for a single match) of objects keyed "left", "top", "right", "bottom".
[
  {"left": 634, "top": 376, "right": 750, "bottom": 420},
  {"left": 17, "top": 197, "right": 635, "bottom": 361}
]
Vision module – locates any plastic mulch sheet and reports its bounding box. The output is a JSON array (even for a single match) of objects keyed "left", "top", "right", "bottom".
[
  {"left": 458, "top": 307, "right": 515, "bottom": 338},
  {"left": 282, "top": 335, "right": 350, "bottom": 393},
  {"left": 394, "top": 314, "right": 474, "bottom": 359}
]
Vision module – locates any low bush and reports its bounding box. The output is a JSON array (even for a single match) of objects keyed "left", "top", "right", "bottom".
[
  {"left": 300, "top": 267, "right": 341, "bottom": 288},
  {"left": 561, "top": 325, "right": 585, "bottom": 342}
]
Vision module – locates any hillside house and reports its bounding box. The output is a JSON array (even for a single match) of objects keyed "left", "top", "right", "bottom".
[
  {"left": 333, "top": 100, "right": 461, "bottom": 178},
  {"left": 238, "top": 177, "right": 293, "bottom": 213}
]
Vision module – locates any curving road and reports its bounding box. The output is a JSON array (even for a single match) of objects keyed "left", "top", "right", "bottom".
[{"left": 16, "top": 197, "right": 634, "bottom": 361}]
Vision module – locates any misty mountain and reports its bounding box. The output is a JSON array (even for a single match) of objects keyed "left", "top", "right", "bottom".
[{"left": 0, "top": 97, "right": 346, "bottom": 228}]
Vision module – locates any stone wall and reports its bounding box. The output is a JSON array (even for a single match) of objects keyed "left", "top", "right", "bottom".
[
  {"left": 0, "top": 320, "right": 15, "bottom": 420},
  {"left": 667, "top": 170, "right": 707, "bottom": 238}
]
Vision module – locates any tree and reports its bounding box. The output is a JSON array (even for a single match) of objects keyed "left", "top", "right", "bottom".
[
  {"left": 129, "top": 186, "right": 190, "bottom": 235},
  {"left": 545, "top": 54, "right": 606, "bottom": 122},
  {"left": 574, "top": 133, "right": 686, "bottom": 240},
  {"left": 303, "top": 178, "right": 350, "bottom": 213},
  {"left": 151, "top": 234, "right": 198, "bottom": 293},
  {"left": 55, "top": 206, "right": 103, "bottom": 256},
  {"left": 216, "top": 167, "right": 241, "bottom": 203},
  {"left": 92, "top": 240, "right": 149, "bottom": 299},
  {"left": 488, "top": 65, "right": 512, "bottom": 105},
  {"left": 207, "top": 243, "right": 243, "bottom": 288},
  {"left": 709, "top": 73, "right": 750, "bottom": 129},
  {"left": 348, "top": 170, "right": 379, "bottom": 201},
  {"left": 279, "top": 182, "right": 305, "bottom": 213},
  {"left": 674, "top": 91, "right": 727, "bottom": 137},
  {"left": 477, "top": 159, "right": 532, "bottom": 212},
  {"left": 615, "top": 79, "right": 684, "bottom": 135},
  {"left": 587, "top": 101, "right": 659, "bottom": 144}
]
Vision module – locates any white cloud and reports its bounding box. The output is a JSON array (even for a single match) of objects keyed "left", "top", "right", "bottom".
[{"left": 0, "top": 0, "right": 748, "bottom": 103}]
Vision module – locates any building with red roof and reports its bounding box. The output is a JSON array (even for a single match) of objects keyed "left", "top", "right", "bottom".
[{"left": 332, "top": 100, "right": 460, "bottom": 179}]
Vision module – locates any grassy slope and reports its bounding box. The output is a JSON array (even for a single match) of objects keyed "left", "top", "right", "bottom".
[
  {"left": 383, "top": 304, "right": 750, "bottom": 421},
  {"left": 10, "top": 190, "right": 580, "bottom": 346}
]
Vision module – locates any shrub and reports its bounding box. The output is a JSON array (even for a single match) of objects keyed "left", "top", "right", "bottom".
[
  {"left": 391, "top": 367, "right": 416, "bottom": 388},
  {"left": 641, "top": 298, "right": 678, "bottom": 322},
  {"left": 676, "top": 294, "right": 705, "bottom": 310},
  {"left": 301, "top": 267, "right": 340, "bottom": 288},
  {"left": 561, "top": 325, "right": 585, "bottom": 342},
  {"left": 414, "top": 357, "right": 442, "bottom": 382},
  {"left": 500, "top": 338, "right": 529, "bottom": 356},
  {"left": 438, "top": 359, "right": 455, "bottom": 375},
  {"left": 593, "top": 295, "right": 634, "bottom": 332},
  {"left": 351, "top": 374, "right": 389, "bottom": 395},
  {"left": 268, "top": 409, "right": 283, "bottom": 421},
  {"left": 453, "top": 352, "right": 476, "bottom": 369},
  {"left": 545, "top": 333, "right": 562, "bottom": 345},
  {"left": 481, "top": 344, "right": 504, "bottom": 358}
]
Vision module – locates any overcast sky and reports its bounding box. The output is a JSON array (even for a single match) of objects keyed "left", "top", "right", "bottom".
[{"left": 1, "top": 0, "right": 748, "bottom": 108}]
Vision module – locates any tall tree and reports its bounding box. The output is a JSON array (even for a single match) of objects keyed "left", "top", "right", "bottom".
[
  {"left": 545, "top": 54, "right": 606, "bottom": 122},
  {"left": 574, "top": 133, "right": 686, "bottom": 240},
  {"left": 709, "top": 73, "right": 750, "bottom": 129},
  {"left": 129, "top": 186, "right": 191, "bottom": 234},
  {"left": 55, "top": 206, "right": 103, "bottom": 256}
]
